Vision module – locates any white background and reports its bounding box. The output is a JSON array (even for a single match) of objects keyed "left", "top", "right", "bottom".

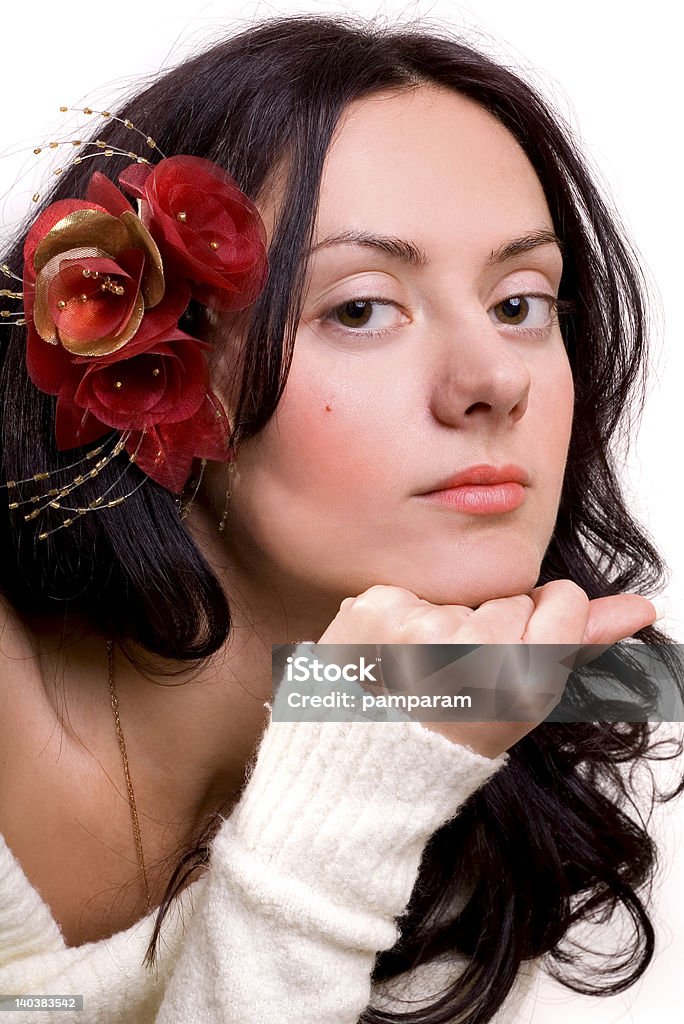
[{"left": 1, "top": 1, "right": 681, "bottom": 1020}]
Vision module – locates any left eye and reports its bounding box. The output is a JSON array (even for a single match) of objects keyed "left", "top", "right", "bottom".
[{"left": 490, "top": 294, "right": 556, "bottom": 329}]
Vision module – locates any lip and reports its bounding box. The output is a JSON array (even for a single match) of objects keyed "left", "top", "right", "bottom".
[
  {"left": 422, "top": 463, "right": 530, "bottom": 491},
  {"left": 418, "top": 463, "right": 529, "bottom": 515}
]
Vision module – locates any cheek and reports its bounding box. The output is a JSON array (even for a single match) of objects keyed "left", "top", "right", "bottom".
[
  {"left": 537, "top": 354, "right": 574, "bottom": 512},
  {"left": 555, "top": 358, "right": 575, "bottom": 447},
  {"left": 275, "top": 403, "right": 335, "bottom": 468},
  {"left": 275, "top": 392, "right": 350, "bottom": 472},
  {"left": 227, "top": 365, "right": 391, "bottom": 578},
  {"left": 251, "top": 368, "right": 376, "bottom": 505},
  {"left": 538, "top": 348, "right": 574, "bottom": 452},
  {"left": 272, "top": 336, "right": 408, "bottom": 476}
]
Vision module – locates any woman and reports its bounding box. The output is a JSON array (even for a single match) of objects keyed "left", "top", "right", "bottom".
[{"left": 0, "top": 13, "right": 680, "bottom": 1024}]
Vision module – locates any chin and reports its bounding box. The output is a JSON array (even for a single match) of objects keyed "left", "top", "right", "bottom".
[
  {"left": 372, "top": 536, "right": 546, "bottom": 610},
  {"left": 450, "top": 571, "right": 541, "bottom": 609},
  {"left": 409, "top": 574, "right": 541, "bottom": 610}
]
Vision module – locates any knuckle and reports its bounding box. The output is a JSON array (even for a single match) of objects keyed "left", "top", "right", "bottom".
[
  {"left": 542, "top": 579, "right": 589, "bottom": 606},
  {"left": 358, "top": 584, "right": 395, "bottom": 602},
  {"left": 417, "top": 608, "right": 475, "bottom": 642},
  {"left": 561, "top": 580, "right": 589, "bottom": 605},
  {"left": 350, "top": 593, "right": 377, "bottom": 614},
  {"left": 457, "top": 622, "right": 498, "bottom": 644},
  {"left": 394, "top": 606, "right": 445, "bottom": 642},
  {"left": 356, "top": 584, "right": 417, "bottom": 607}
]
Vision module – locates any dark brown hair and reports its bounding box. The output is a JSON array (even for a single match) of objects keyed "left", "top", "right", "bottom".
[{"left": 1, "top": 13, "right": 682, "bottom": 1024}]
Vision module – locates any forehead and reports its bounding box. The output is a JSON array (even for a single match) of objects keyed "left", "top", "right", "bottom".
[{"left": 314, "top": 86, "right": 553, "bottom": 253}]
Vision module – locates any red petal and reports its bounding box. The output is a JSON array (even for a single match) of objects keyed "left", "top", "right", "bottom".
[
  {"left": 118, "top": 162, "right": 154, "bottom": 200},
  {"left": 25, "top": 323, "right": 72, "bottom": 395},
  {"left": 85, "top": 172, "right": 134, "bottom": 217},
  {"left": 87, "top": 354, "right": 173, "bottom": 421},
  {"left": 150, "top": 156, "right": 240, "bottom": 196},
  {"left": 50, "top": 252, "right": 144, "bottom": 343},
  {"left": 146, "top": 210, "right": 192, "bottom": 266},
  {"left": 126, "top": 426, "right": 194, "bottom": 492},
  {"left": 148, "top": 340, "right": 208, "bottom": 424},
  {"left": 55, "top": 392, "right": 111, "bottom": 450},
  {"left": 124, "top": 390, "right": 231, "bottom": 492},
  {"left": 192, "top": 254, "right": 269, "bottom": 311},
  {"left": 178, "top": 392, "right": 232, "bottom": 461}
]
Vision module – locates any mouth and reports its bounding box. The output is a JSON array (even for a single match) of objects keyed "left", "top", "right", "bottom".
[{"left": 417, "top": 463, "right": 529, "bottom": 515}]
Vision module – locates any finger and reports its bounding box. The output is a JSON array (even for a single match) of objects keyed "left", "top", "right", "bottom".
[
  {"left": 582, "top": 594, "right": 657, "bottom": 645},
  {"left": 570, "top": 594, "right": 657, "bottom": 669},
  {"left": 402, "top": 603, "right": 474, "bottom": 634},
  {"left": 523, "top": 580, "right": 590, "bottom": 644},
  {"left": 459, "top": 594, "right": 535, "bottom": 643}
]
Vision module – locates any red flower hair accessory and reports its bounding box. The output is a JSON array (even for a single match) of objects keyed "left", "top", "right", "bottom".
[
  {"left": 1, "top": 125, "right": 269, "bottom": 536},
  {"left": 119, "top": 156, "right": 268, "bottom": 311}
]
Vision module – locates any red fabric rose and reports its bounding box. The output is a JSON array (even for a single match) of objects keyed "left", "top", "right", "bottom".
[
  {"left": 59, "top": 334, "right": 207, "bottom": 434},
  {"left": 54, "top": 327, "right": 230, "bottom": 491},
  {"left": 119, "top": 156, "right": 268, "bottom": 311},
  {"left": 23, "top": 174, "right": 165, "bottom": 371}
]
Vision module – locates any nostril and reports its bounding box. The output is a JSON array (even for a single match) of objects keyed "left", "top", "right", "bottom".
[{"left": 464, "top": 402, "right": 491, "bottom": 415}]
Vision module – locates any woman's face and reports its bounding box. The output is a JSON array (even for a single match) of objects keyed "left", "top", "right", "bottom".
[{"left": 218, "top": 85, "right": 574, "bottom": 612}]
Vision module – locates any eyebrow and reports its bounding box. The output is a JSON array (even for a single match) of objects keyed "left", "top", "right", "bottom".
[
  {"left": 487, "top": 229, "right": 564, "bottom": 265},
  {"left": 308, "top": 230, "right": 428, "bottom": 266},
  {"left": 307, "top": 227, "right": 563, "bottom": 267}
]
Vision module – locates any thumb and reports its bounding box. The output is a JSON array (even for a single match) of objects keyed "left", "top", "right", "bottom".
[{"left": 582, "top": 594, "right": 657, "bottom": 646}]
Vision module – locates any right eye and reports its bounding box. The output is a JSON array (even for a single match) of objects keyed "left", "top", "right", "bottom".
[{"left": 320, "top": 298, "right": 409, "bottom": 338}]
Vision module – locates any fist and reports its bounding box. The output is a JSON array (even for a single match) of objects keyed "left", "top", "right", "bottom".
[{"left": 316, "top": 582, "right": 656, "bottom": 758}]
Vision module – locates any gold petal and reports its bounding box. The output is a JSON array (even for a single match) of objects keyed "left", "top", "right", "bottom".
[
  {"left": 120, "top": 211, "right": 165, "bottom": 307},
  {"left": 33, "top": 271, "right": 57, "bottom": 344},
  {"left": 59, "top": 291, "right": 145, "bottom": 357},
  {"left": 34, "top": 210, "right": 130, "bottom": 273}
]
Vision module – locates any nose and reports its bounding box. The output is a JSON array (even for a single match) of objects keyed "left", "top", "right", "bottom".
[{"left": 429, "top": 314, "right": 531, "bottom": 430}]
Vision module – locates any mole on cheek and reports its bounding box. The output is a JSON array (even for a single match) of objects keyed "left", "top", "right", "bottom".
[{"left": 325, "top": 404, "right": 332, "bottom": 412}]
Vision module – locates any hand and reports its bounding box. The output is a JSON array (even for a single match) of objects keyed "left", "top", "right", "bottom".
[{"left": 316, "top": 581, "right": 657, "bottom": 759}]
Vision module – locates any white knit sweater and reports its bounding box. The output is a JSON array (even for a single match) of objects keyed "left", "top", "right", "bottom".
[{"left": 0, "top": 707, "right": 541, "bottom": 1022}]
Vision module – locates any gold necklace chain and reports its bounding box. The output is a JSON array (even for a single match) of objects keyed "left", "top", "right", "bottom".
[{"left": 107, "top": 639, "right": 153, "bottom": 913}]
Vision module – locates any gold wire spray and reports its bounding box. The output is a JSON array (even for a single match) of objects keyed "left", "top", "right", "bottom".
[
  {"left": 1, "top": 431, "right": 152, "bottom": 541},
  {"left": 25, "top": 104, "right": 162, "bottom": 204},
  {"left": 218, "top": 461, "right": 236, "bottom": 532}
]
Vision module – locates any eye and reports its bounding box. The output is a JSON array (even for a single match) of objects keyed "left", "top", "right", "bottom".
[
  {"left": 320, "top": 298, "right": 407, "bottom": 337},
  {"left": 489, "top": 293, "right": 558, "bottom": 334}
]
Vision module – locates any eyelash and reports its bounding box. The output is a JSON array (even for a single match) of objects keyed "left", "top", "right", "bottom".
[{"left": 319, "top": 293, "right": 574, "bottom": 340}]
